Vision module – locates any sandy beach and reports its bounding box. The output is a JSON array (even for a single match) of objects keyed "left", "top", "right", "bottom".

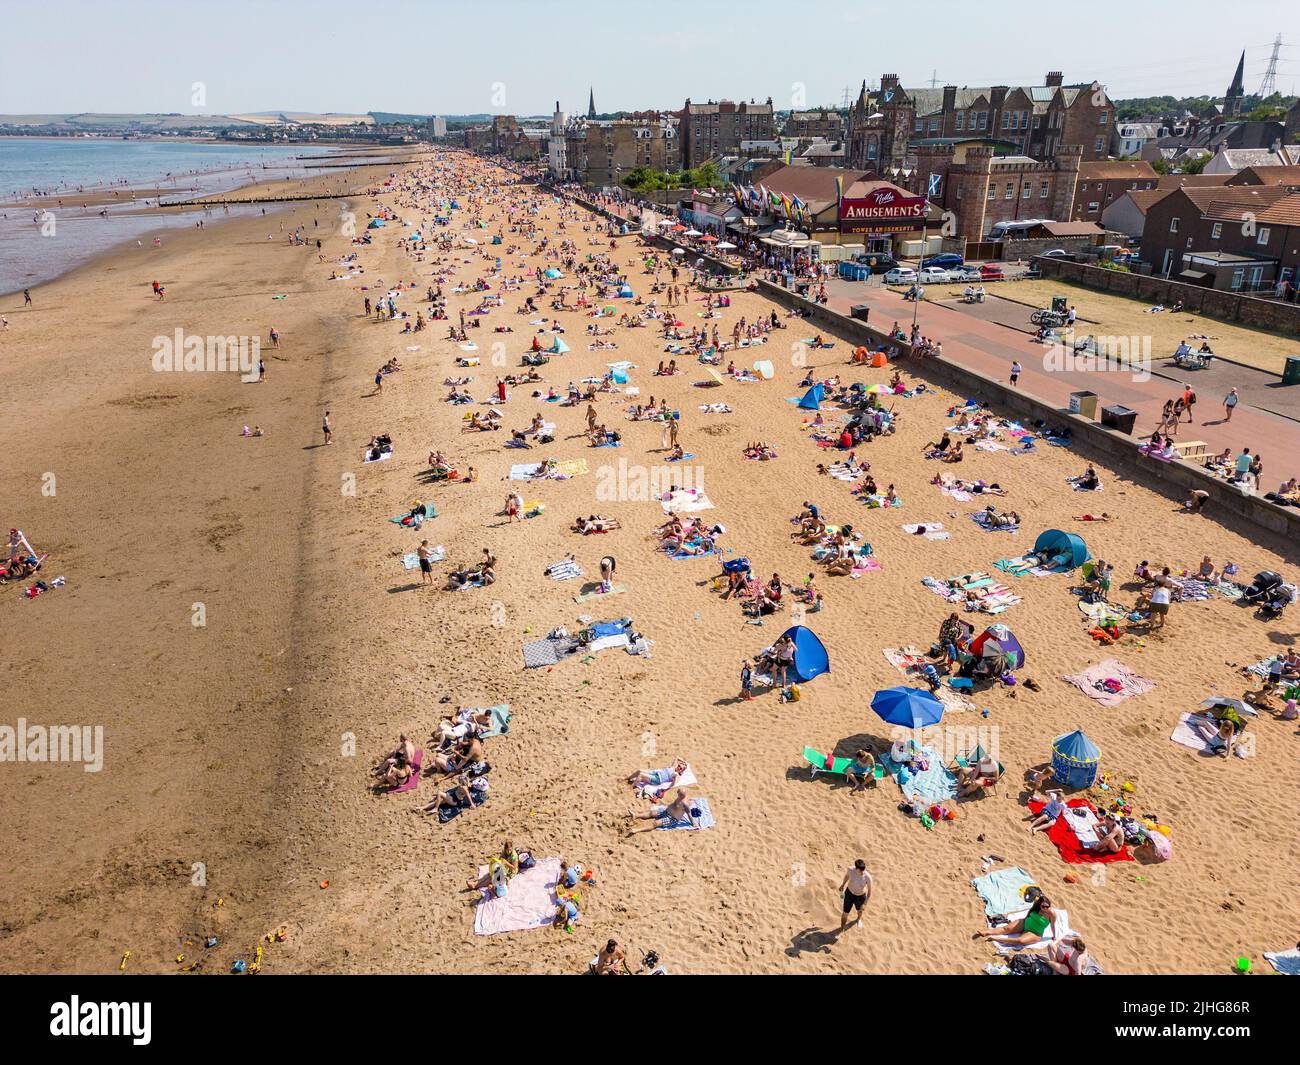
[{"left": 0, "top": 149, "right": 1296, "bottom": 977}]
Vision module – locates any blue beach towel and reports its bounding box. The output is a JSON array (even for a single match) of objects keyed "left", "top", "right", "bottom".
[
  {"left": 971, "top": 866, "right": 1039, "bottom": 918},
  {"left": 881, "top": 745, "right": 958, "bottom": 804}
]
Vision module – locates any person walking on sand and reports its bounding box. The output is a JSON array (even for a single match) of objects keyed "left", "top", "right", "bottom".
[
  {"left": 322, "top": 411, "right": 333, "bottom": 445},
  {"left": 1223, "top": 387, "right": 1239, "bottom": 422},
  {"left": 839, "top": 859, "right": 874, "bottom": 931},
  {"left": 23, "top": 288, "right": 32, "bottom": 306},
  {"left": 374, "top": 368, "right": 384, "bottom": 393}
]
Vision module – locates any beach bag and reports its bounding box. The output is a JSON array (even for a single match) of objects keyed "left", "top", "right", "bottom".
[
  {"left": 1010, "top": 953, "right": 1053, "bottom": 976},
  {"left": 723, "top": 557, "right": 751, "bottom": 574}
]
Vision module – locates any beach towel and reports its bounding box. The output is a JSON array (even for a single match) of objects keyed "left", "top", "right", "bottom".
[
  {"left": 660, "top": 488, "right": 714, "bottom": 513},
  {"left": 656, "top": 796, "right": 716, "bottom": 830},
  {"left": 588, "top": 633, "right": 631, "bottom": 653},
  {"left": 880, "top": 746, "right": 958, "bottom": 805},
  {"left": 545, "top": 560, "right": 583, "bottom": 581},
  {"left": 402, "top": 545, "right": 445, "bottom": 569},
  {"left": 363, "top": 450, "right": 392, "bottom": 464},
  {"left": 472, "top": 857, "right": 562, "bottom": 936},
  {"left": 390, "top": 508, "right": 437, "bottom": 527},
  {"left": 637, "top": 763, "right": 698, "bottom": 799},
  {"left": 476, "top": 704, "right": 512, "bottom": 738},
  {"left": 573, "top": 583, "right": 627, "bottom": 603},
  {"left": 902, "top": 522, "right": 950, "bottom": 541},
  {"left": 1264, "top": 947, "right": 1300, "bottom": 975},
  {"left": 993, "top": 908, "right": 1075, "bottom": 953},
  {"left": 1029, "top": 797, "right": 1133, "bottom": 864},
  {"left": 1062, "top": 658, "right": 1155, "bottom": 708},
  {"left": 971, "top": 866, "right": 1039, "bottom": 919},
  {"left": 1170, "top": 712, "right": 1249, "bottom": 759},
  {"left": 388, "top": 749, "right": 423, "bottom": 794}
]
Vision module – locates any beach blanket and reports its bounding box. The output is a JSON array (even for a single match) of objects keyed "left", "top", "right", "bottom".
[
  {"left": 637, "top": 763, "right": 698, "bottom": 799},
  {"left": 573, "top": 583, "right": 627, "bottom": 603},
  {"left": 971, "top": 866, "right": 1039, "bottom": 919},
  {"left": 588, "top": 633, "right": 631, "bottom": 653},
  {"left": 477, "top": 704, "right": 512, "bottom": 738},
  {"left": 660, "top": 488, "right": 714, "bottom": 513},
  {"left": 881, "top": 647, "right": 976, "bottom": 712},
  {"left": 1170, "top": 712, "right": 1249, "bottom": 759},
  {"left": 363, "top": 450, "right": 392, "bottom": 464},
  {"left": 545, "top": 560, "right": 583, "bottom": 581},
  {"left": 388, "top": 749, "right": 423, "bottom": 793},
  {"left": 401, "top": 545, "right": 445, "bottom": 569},
  {"left": 1029, "top": 798, "right": 1134, "bottom": 864},
  {"left": 390, "top": 508, "right": 437, "bottom": 528},
  {"left": 994, "top": 908, "right": 1075, "bottom": 953},
  {"left": 880, "top": 746, "right": 958, "bottom": 805},
  {"left": 656, "top": 796, "right": 715, "bottom": 830},
  {"left": 969, "top": 512, "right": 1019, "bottom": 533},
  {"left": 1062, "top": 658, "right": 1155, "bottom": 708},
  {"left": 472, "top": 857, "right": 562, "bottom": 936},
  {"left": 522, "top": 638, "right": 561, "bottom": 669},
  {"left": 901, "top": 522, "right": 950, "bottom": 540},
  {"left": 1264, "top": 947, "right": 1300, "bottom": 975}
]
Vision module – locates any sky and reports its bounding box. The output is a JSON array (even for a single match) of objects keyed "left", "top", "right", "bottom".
[{"left": 0, "top": 0, "right": 1295, "bottom": 117}]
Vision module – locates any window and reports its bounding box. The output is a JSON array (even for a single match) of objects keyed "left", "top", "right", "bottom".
[
  {"left": 1099, "top": 111, "right": 1108, "bottom": 125},
  {"left": 867, "top": 141, "right": 876, "bottom": 160},
  {"left": 1231, "top": 269, "right": 1244, "bottom": 290},
  {"left": 929, "top": 119, "right": 939, "bottom": 134},
  {"left": 955, "top": 111, "right": 964, "bottom": 130},
  {"left": 1002, "top": 111, "right": 1010, "bottom": 129},
  {"left": 955, "top": 184, "right": 962, "bottom": 199},
  {"left": 915, "top": 118, "right": 923, "bottom": 132},
  {"left": 978, "top": 111, "right": 987, "bottom": 129},
  {"left": 1087, "top": 202, "right": 1100, "bottom": 213},
  {"left": 987, "top": 182, "right": 996, "bottom": 200},
  {"left": 1005, "top": 182, "right": 1014, "bottom": 200},
  {"left": 1094, "top": 137, "right": 1104, "bottom": 154},
  {"left": 1023, "top": 182, "right": 1032, "bottom": 199},
  {"left": 1169, "top": 217, "right": 1179, "bottom": 234},
  {"left": 1258, "top": 227, "right": 1271, "bottom": 245},
  {"left": 1211, "top": 222, "right": 1222, "bottom": 239},
  {"left": 1040, "top": 181, "right": 1050, "bottom": 198}
]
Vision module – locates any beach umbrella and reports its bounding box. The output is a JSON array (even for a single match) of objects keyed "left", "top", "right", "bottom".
[
  {"left": 685, "top": 228, "right": 703, "bottom": 237},
  {"left": 865, "top": 383, "right": 888, "bottom": 394},
  {"left": 671, "top": 248, "right": 686, "bottom": 256},
  {"left": 871, "top": 686, "right": 945, "bottom": 730},
  {"left": 969, "top": 624, "right": 1025, "bottom": 669},
  {"left": 1051, "top": 729, "right": 1100, "bottom": 789},
  {"left": 699, "top": 234, "right": 718, "bottom": 242},
  {"left": 717, "top": 241, "right": 737, "bottom": 250}
]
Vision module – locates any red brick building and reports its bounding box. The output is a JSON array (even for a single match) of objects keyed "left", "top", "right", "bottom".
[
  {"left": 679, "top": 98, "right": 775, "bottom": 168},
  {"left": 1070, "top": 159, "right": 1159, "bottom": 223}
]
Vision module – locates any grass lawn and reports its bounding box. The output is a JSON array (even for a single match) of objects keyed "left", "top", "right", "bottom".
[{"left": 990, "top": 278, "right": 1297, "bottom": 376}]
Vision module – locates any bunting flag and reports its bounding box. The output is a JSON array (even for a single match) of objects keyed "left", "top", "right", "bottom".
[
  {"left": 733, "top": 186, "right": 744, "bottom": 207},
  {"left": 835, "top": 174, "right": 844, "bottom": 204},
  {"left": 781, "top": 193, "right": 793, "bottom": 219}
]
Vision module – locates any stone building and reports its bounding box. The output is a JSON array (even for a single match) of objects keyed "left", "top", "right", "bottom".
[{"left": 680, "top": 98, "right": 775, "bottom": 168}]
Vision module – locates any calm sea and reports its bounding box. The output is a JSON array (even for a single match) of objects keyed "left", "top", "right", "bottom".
[{"left": 0, "top": 138, "right": 355, "bottom": 295}]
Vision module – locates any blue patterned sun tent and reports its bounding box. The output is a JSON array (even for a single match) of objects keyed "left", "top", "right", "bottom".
[
  {"left": 1033, "top": 529, "right": 1090, "bottom": 570},
  {"left": 1051, "top": 729, "right": 1100, "bottom": 788}
]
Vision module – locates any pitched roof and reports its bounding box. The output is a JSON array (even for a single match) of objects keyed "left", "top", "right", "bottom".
[
  {"left": 1216, "top": 147, "right": 1300, "bottom": 169},
  {"left": 1156, "top": 173, "right": 1231, "bottom": 189},
  {"left": 1037, "top": 221, "right": 1105, "bottom": 236},
  {"left": 1198, "top": 187, "right": 1290, "bottom": 221},
  {"left": 1252, "top": 192, "right": 1300, "bottom": 227},
  {"left": 1226, "top": 164, "right": 1300, "bottom": 187},
  {"left": 1116, "top": 188, "right": 1173, "bottom": 216}
]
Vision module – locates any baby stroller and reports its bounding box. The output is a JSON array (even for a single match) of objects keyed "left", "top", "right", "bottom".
[{"left": 1241, "top": 571, "right": 1282, "bottom": 605}]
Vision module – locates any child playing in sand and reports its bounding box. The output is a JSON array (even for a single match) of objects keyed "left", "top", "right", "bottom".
[{"left": 740, "top": 660, "right": 754, "bottom": 701}]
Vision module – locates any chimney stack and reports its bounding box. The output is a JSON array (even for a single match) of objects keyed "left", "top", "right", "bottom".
[
  {"left": 1046, "top": 71, "right": 1064, "bottom": 88},
  {"left": 881, "top": 74, "right": 900, "bottom": 92},
  {"left": 942, "top": 85, "right": 957, "bottom": 112}
]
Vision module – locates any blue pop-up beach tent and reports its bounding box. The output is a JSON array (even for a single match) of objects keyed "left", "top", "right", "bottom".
[
  {"left": 797, "top": 383, "right": 825, "bottom": 411},
  {"left": 780, "top": 625, "right": 830, "bottom": 682},
  {"left": 1033, "top": 529, "right": 1090, "bottom": 570},
  {"left": 1051, "top": 729, "right": 1100, "bottom": 789},
  {"left": 547, "top": 336, "right": 570, "bottom": 355}
]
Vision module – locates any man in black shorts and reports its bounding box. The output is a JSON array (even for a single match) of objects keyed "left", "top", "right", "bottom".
[
  {"left": 839, "top": 858, "right": 874, "bottom": 931},
  {"left": 418, "top": 540, "right": 433, "bottom": 586}
]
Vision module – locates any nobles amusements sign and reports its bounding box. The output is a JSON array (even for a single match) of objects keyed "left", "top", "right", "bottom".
[{"left": 839, "top": 188, "right": 927, "bottom": 233}]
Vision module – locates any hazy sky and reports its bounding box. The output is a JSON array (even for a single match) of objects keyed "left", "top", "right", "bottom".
[{"left": 0, "top": 0, "right": 1294, "bottom": 116}]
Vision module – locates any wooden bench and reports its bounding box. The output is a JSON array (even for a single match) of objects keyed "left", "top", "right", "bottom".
[{"left": 1173, "top": 440, "right": 1208, "bottom": 460}]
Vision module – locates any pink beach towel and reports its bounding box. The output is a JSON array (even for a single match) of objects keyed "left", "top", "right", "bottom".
[
  {"left": 388, "top": 749, "right": 424, "bottom": 794},
  {"left": 472, "top": 857, "right": 562, "bottom": 936},
  {"left": 1061, "top": 659, "right": 1154, "bottom": 709}
]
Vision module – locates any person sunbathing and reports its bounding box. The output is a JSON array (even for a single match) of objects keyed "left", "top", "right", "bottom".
[
  {"left": 627, "top": 759, "right": 689, "bottom": 790},
  {"left": 923, "top": 433, "right": 952, "bottom": 455},
  {"left": 626, "top": 788, "right": 697, "bottom": 835},
  {"left": 1074, "top": 512, "right": 1111, "bottom": 522},
  {"left": 1043, "top": 936, "right": 1091, "bottom": 975},
  {"left": 593, "top": 939, "right": 626, "bottom": 975},
  {"left": 1075, "top": 465, "right": 1101, "bottom": 491},
  {"left": 434, "top": 709, "right": 493, "bottom": 745},
  {"left": 941, "top": 441, "right": 964, "bottom": 464},
  {"left": 1029, "top": 789, "right": 1067, "bottom": 833},
  {"left": 374, "top": 734, "right": 417, "bottom": 780},
  {"left": 574, "top": 514, "right": 620, "bottom": 534},
  {"left": 975, "top": 895, "right": 1059, "bottom": 947},
  {"left": 379, "top": 749, "right": 414, "bottom": 789},
  {"left": 953, "top": 751, "right": 1000, "bottom": 797}
]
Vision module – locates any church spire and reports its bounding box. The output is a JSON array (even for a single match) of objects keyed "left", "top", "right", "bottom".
[
  {"left": 1225, "top": 50, "right": 1245, "bottom": 116},
  {"left": 587, "top": 87, "right": 596, "bottom": 119}
]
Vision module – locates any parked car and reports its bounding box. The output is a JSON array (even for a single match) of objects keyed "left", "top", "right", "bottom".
[
  {"left": 883, "top": 267, "right": 917, "bottom": 285},
  {"left": 854, "top": 254, "right": 899, "bottom": 274},
  {"left": 921, "top": 252, "right": 964, "bottom": 269},
  {"left": 1039, "top": 248, "right": 1068, "bottom": 259},
  {"left": 918, "top": 266, "right": 953, "bottom": 284},
  {"left": 979, "top": 262, "right": 1006, "bottom": 280},
  {"left": 949, "top": 265, "right": 981, "bottom": 282}
]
